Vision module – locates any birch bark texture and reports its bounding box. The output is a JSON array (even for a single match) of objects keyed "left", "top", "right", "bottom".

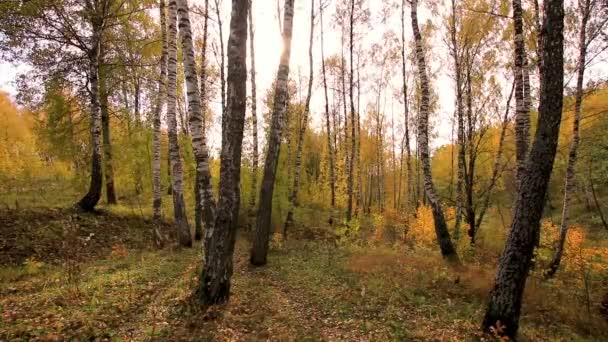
[
  {"left": 153, "top": 0, "right": 168, "bottom": 222},
  {"left": 248, "top": 0, "right": 259, "bottom": 210},
  {"left": 197, "top": 0, "right": 248, "bottom": 305},
  {"left": 166, "top": 0, "right": 192, "bottom": 247},
  {"left": 400, "top": 0, "right": 412, "bottom": 219},
  {"left": 410, "top": 0, "right": 458, "bottom": 260},
  {"left": 284, "top": 0, "right": 314, "bottom": 237},
  {"left": 482, "top": 0, "right": 564, "bottom": 336},
  {"left": 77, "top": 17, "right": 103, "bottom": 212},
  {"left": 546, "top": 0, "right": 591, "bottom": 278},
  {"left": 513, "top": 0, "right": 531, "bottom": 190},
  {"left": 176, "top": 0, "right": 216, "bottom": 241},
  {"left": 320, "top": 2, "right": 336, "bottom": 208},
  {"left": 251, "top": 0, "right": 295, "bottom": 266}
]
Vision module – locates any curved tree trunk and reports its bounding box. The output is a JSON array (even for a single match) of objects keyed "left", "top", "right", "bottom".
[
  {"left": 546, "top": 0, "right": 589, "bottom": 278},
  {"left": 251, "top": 0, "right": 295, "bottom": 266},
  {"left": 411, "top": 0, "right": 458, "bottom": 260},
  {"left": 284, "top": 0, "right": 314, "bottom": 237},
  {"left": 482, "top": 0, "right": 564, "bottom": 336},
  {"left": 153, "top": 0, "right": 169, "bottom": 223},
  {"left": 77, "top": 26, "right": 103, "bottom": 212},
  {"left": 166, "top": 0, "right": 191, "bottom": 247},
  {"left": 176, "top": 0, "right": 216, "bottom": 242},
  {"left": 320, "top": 3, "right": 335, "bottom": 208},
  {"left": 248, "top": 0, "right": 259, "bottom": 211},
  {"left": 197, "top": 0, "right": 248, "bottom": 305}
]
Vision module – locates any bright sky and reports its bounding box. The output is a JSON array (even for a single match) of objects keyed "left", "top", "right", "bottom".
[{"left": 1, "top": 0, "right": 606, "bottom": 153}]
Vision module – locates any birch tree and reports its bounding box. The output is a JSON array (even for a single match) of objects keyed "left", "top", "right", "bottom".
[
  {"left": 197, "top": 0, "right": 248, "bottom": 305},
  {"left": 176, "top": 0, "right": 216, "bottom": 241},
  {"left": 153, "top": 0, "right": 168, "bottom": 223},
  {"left": 166, "top": 0, "right": 191, "bottom": 247},
  {"left": 512, "top": 0, "right": 531, "bottom": 189},
  {"left": 320, "top": 1, "right": 336, "bottom": 208},
  {"left": 411, "top": 0, "right": 458, "bottom": 260},
  {"left": 251, "top": 0, "right": 296, "bottom": 266},
  {"left": 248, "top": 0, "right": 259, "bottom": 210},
  {"left": 482, "top": 0, "right": 565, "bottom": 335},
  {"left": 284, "top": 0, "right": 315, "bottom": 236},
  {"left": 546, "top": 0, "right": 605, "bottom": 278}
]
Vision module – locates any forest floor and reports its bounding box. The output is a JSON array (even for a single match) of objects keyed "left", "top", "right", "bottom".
[{"left": 1, "top": 207, "right": 607, "bottom": 341}]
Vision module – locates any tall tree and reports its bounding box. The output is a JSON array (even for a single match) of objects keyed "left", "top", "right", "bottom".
[
  {"left": 449, "top": 0, "right": 465, "bottom": 239},
  {"left": 196, "top": 0, "right": 212, "bottom": 239},
  {"left": 76, "top": 2, "right": 107, "bottom": 211},
  {"left": 284, "top": 0, "right": 315, "bottom": 237},
  {"left": 411, "top": 0, "right": 458, "bottom": 260},
  {"left": 513, "top": 0, "right": 531, "bottom": 189},
  {"left": 346, "top": 0, "right": 356, "bottom": 220},
  {"left": 214, "top": 0, "right": 227, "bottom": 114},
  {"left": 320, "top": 1, "right": 336, "bottom": 208},
  {"left": 481, "top": 0, "right": 565, "bottom": 336},
  {"left": 176, "top": 0, "right": 216, "bottom": 241},
  {"left": 251, "top": 0, "right": 295, "bottom": 266},
  {"left": 197, "top": 0, "right": 248, "bottom": 305},
  {"left": 166, "top": 0, "right": 192, "bottom": 247},
  {"left": 400, "top": 0, "right": 412, "bottom": 220},
  {"left": 248, "top": 0, "right": 259, "bottom": 210},
  {"left": 99, "top": 62, "right": 117, "bottom": 205},
  {"left": 546, "top": 0, "right": 595, "bottom": 277},
  {"left": 153, "top": 0, "right": 169, "bottom": 223}
]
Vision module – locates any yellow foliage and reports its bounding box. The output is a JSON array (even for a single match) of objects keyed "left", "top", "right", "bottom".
[
  {"left": 540, "top": 219, "right": 608, "bottom": 274},
  {"left": 409, "top": 205, "right": 437, "bottom": 247}
]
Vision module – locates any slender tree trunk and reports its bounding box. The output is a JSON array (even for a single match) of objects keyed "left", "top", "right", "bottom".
[
  {"left": 513, "top": 0, "right": 531, "bottom": 190},
  {"left": 320, "top": 3, "right": 335, "bottom": 208},
  {"left": 215, "top": 0, "right": 227, "bottom": 114},
  {"left": 391, "top": 104, "right": 397, "bottom": 209},
  {"left": 167, "top": 151, "right": 173, "bottom": 194},
  {"left": 547, "top": 0, "right": 589, "bottom": 277},
  {"left": 248, "top": 0, "right": 259, "bottom": 210},
  {"left": 356, "top": 58, "right": 362, "bottom": 213},
  {"left": 346, "top": 0, "right": 356, "bottom": 221},
  {"left": 153, "top": 0, "right": 168, "bottom": 223},
  {"left": 450, "top": 0, "right": 465, "bottom": 239},
  {"left": 166, "top": 0, "right": 192, "bottom": 247},
  {"left": 77, "top": 26, "right": 103, "bottom": 212},
  {"left": 200, "top": 0, "right": 210, "bottom": 138},
  {"left": 196, "top": 0, "right": 211, "bottom": 239},
  {"left": 482, "top": 0, "right": 564, "bottom": 336},
  {"left": 588, "top": 165, "right": 608, "bottom": 232},
  {"left": 411, "top": 0, "right": 458, "bottom": 260},
  {"left": 401, "top": 0, "right": 412, "bottom": 221},
  {"left": 251, "top": 0, "right": 295, "bottom": 266},
  {"left": 533, "top": 0, "right": 543, "bottom": 83},
  {"left": 197, "top": 0, "right": 248, "bottom": 305},
  {"left": 177, "top": 0, "right": 216, "bottom": 242},
  {"left": 284, "top": 0, "right": 314, "bottom": 237},
  {"left": 465, "top": 61, "right": 476, "bottom": 244},
  {"left": 476, "top": 81, "right": 515, "bottom": 229},
  {"left": 99, "top": 64, "right": 117, "bottom": 205}
]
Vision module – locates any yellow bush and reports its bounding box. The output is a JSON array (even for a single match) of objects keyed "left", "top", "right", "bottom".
[{"left": 409, "top": 205, "right": 436, "bottom": 247}]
